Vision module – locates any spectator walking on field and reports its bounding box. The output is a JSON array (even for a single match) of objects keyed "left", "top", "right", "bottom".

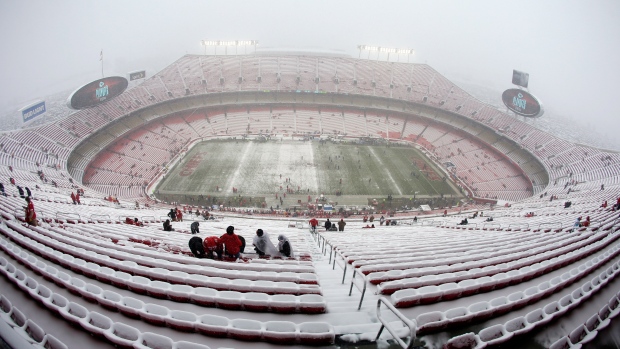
[{"left": 337, "top": 218, "right": 346, "bottom": 231}]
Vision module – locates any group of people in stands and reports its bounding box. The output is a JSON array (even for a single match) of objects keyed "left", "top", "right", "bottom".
[
  {"left": 187, "top": 225, "right": 293, "bottom": 260},
  {"left": 167, "top": 208, "right": 183, "bottom": 222}
]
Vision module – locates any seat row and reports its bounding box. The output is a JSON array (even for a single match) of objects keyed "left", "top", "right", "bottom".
[
  {"left": 548, "top": 292, "right": 620, "bottom": 349},
  {"left": 443, "top": 261, "right": 620, "bottom": 348},
  {"left": 0, "top": 226, "right": 322, "bottom": 297},
  {"left": 69, "top": 223, "right": 314, "bottom": 265},
  {"left": 0, "top": 236, "right": 326, "bottom": 314},
  {"left": 36, "top": 222, "right": 316, "bottom": 274},
  {"left": 355, "top": 228, "right": 582, "bottom": 274},
  {"left": 383, "top": 229, "right": 618, "bottom": 298},
  {"left": 392, "top": 237, "right": 620, "bottom": 308},
  {"left": 369, "top": 229, "right": 597, "bottom": 284},
  {"left": 348, "top": 228, "right": 552, "bottom": 268},
  {"left": 0, "top": 257, "right": 335, "bottom": 346},
  {"left": 0, "top": 294, "right": 67, "bottom": 349}
]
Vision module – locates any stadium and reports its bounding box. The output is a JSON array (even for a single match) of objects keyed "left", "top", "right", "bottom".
[{"left": 1, "top": 48, "right": 620, "bottom": 349}]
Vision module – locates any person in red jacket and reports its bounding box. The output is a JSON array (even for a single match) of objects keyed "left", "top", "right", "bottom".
[
  {"left": 219, "top": 226, "right": 242, "bottom": 258},
  {"left": 308, "top": 217, "right": 318, "bottom": 232},
  {"left": 203, "top": 236, "right": 222, "bottom": 259},
  {"left": 24, "top": 197, "right": 37, "bottom": 226}
]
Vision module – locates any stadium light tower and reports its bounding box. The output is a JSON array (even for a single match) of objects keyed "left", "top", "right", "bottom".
[
  {"left": 358, "top": 45, "right": 414, "bottom": 62},
  {"left": 201, "top": 40, "right": 258, "bottom": 56}
]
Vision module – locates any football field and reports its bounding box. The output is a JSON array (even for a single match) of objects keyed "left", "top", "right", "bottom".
[{"left": 155, "top": 140, "right": 459, "bottom": 202}]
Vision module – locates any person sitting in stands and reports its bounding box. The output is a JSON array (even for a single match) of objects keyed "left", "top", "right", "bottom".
[
  {"left": 0, "top": 183, "right": 5, "bottom": 197},
  {"left": 188, "top": 236, "right": 206, "bottom": 258},
  {"left": 580, "top": 216, "right": 591, "bottom": 227},
  {"left": 203, "top": 236, "right": 222, "bottom": 259},
  {"left": 277, "top": 234, "right": 294, "bottom": 258},
  {"left": 219, "top": 226, "right": 242, "bottom": 259},
  {"left": 191, "top": 221, "right": 200, "bottom": 235},
  {"left": 71, "top": 192, "right": 76, "bottom": 204},
  {"left": 252, "top": 229, "right": 278, "bottom": 257},
  {"left": 362, "top": 224, "right": 375, "bottom": 228},
  {"left": 486, "top": 217, "right": 494, "bottom": 222},
  {"left": 75, "top": 192, "right": 81, "bottom": 204},
  {"left": 133, "top": 218, "right": 143, "bottom": 227},
  {"left": 369, "top": 215, "right": 375, "bottom": 222},
  {"left": 458, "top": 218, "right": 468, "bottom": 225},
  {"left": 163, "top": 219, "right": 174, "bottom": 231},
  {"left": 601, "top": 201, "right": 607, "bottom": 208},
  {"left": 379, "top": 216, "right": 385, "bottom": 225},
  {"left": 573, "top": 217, "right": 582, "bottom": 230}
]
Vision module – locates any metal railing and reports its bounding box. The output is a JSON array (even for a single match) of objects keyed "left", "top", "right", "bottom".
[
  {"left": 482, "top": 222, "right": 501, "bottom": 230},
  {"left": 537, "top": 222, "right": 562, "bottom": 231},
  {"left": 91, "top": 214, "right": 111, "bottom": 223},
  {"left": 348, "top": 269, "right": 368, "bottom": 310},
  {"left": 56, "top": 212, "right": 81, "bottom": 223},
  {"left": 332, "top": 249, "right": 348, "bottom": 284},
  {"left": 375, "top": 297, "right": 417, "bottom": 349}
]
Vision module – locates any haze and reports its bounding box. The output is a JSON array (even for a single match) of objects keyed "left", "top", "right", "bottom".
[{"left": 1, "top": 0, "right": 619, "bottom": 147}]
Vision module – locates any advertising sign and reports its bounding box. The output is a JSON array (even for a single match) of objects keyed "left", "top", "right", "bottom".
[
  {"left": 20, "top": 100, "right": 46, "bottom": 123},
  {"left": 501, "top": 88, "right": 543, "bottom": 117},
  {"left": 67, "top": 76, "right": 128, "bottom": 110}
]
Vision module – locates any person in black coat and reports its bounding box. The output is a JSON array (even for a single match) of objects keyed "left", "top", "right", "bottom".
[
  {"left": 324, "top": 219, "right": 332, "bottom": 230},
  {"left": 163, "top": 219, "right": 174, "bottom": 231},
  {"left": 188, "top": 236, "right": 206, "bottom": 258},
  {"left": 191, "top": 221, "right": 200, "bottom": 234}
]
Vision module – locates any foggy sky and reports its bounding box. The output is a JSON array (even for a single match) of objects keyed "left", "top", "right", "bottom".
[{"left": 1, "top": 0, "right": 619, "bottom": 141}]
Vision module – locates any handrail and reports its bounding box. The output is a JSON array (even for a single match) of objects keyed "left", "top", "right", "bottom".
[
  {"left": 332, "top": 249, "right": 348, "bottom": 284},
  {"left": 91, "top": 214, "right": 111, "bottom": 223},
  {"left": 538, "top": 222, "right": 562, "bottom": 231},
  {"left": 141, "top": 215, "right": 156, "bottom": 223},
  {"left": 508, "top": 223, "right": 529, "bottom": 230},
  {"left": 375, "top": 297, "right": 417, "bottom": 349},
  {"left": 348, "top": 269, "right": 367, "bottom": 310},
  {"left": 482, "top": 222, "right": 501, "bottom": 230},
  {"left": 56, "top": 212, "right": 81, "bottom": 223}
]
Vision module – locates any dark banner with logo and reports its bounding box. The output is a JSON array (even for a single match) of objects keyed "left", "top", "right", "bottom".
[
  {"left": 129, "top": 70, "right": 146, "bottom": 81},
  {"left": 501, "top": 88, "right": 543, "bottom": 117},
  {"left": 67, "top": 76, "right": 128, "bottom": 110}
]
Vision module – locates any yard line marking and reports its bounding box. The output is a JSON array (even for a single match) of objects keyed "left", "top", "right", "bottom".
[
  {"left": 226, "top": 141, "right": 253, "bottom": 193},
  {"left": 368, "top": 146, "right": 403, "bottom": 195}
]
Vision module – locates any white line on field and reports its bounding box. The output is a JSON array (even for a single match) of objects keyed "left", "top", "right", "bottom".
[
  {"left": 368, "top": 146, "right": 403, "bottom": 195},
  {"left": 226, "top": 141, "right": 253, "bottom": 193}
]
